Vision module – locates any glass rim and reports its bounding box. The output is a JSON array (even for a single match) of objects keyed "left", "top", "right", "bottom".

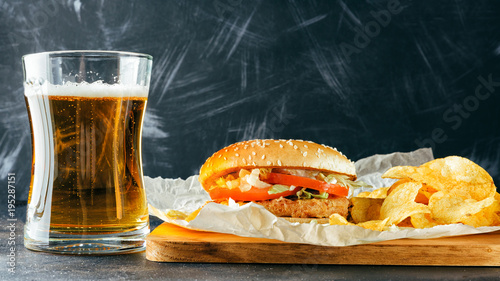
[{"left": 22, "top": 50, "right": 152, "bottom": 61}]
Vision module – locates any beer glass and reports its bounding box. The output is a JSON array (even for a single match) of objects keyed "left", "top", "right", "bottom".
[{"left": 22, "top": 51, "right": 152, "bottom": 254}]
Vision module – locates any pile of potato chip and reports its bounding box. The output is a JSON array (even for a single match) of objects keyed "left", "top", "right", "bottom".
[{"left": 329, "top": 156, "right": 500, "bottom": 231}]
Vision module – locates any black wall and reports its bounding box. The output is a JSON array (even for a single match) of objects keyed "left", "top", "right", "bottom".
[{"left": 1, "top": 0, "right": 500, "bottom": 203}]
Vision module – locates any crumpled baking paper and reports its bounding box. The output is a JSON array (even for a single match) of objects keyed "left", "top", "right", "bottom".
[{"left": 145, "top": 148, "right": 500, "bottom": 246}]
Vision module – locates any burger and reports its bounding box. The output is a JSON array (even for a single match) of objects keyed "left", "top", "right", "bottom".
[{"left": 199, "top": 139, "right": 364, "bottom": 223}]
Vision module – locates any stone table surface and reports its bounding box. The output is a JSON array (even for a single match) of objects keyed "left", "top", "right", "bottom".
[{"left": 2, "top": 206, "right": 500, "bottom": 281}]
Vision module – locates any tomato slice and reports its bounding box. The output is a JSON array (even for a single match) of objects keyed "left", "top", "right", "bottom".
[
  {"left": 264, "top": 173, "right": 348, "bottom": 197},
  {"left": 208, "top": 185, "right": 301, "bottom": 201}
]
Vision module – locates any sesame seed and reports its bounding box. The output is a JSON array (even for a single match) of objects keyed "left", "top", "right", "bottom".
[
  {"left": 223, "top": 157, "right": 227, "bottom": 160},
  {"left": 304, "top": 145, "right": 308, "bottom": 148},
  {"left": 303, "top": 152, "right": 307, "bottom": 157},
  {"left": 235, "top": 147, "right": 239, "bottom": 151},
  {"left": 267, "top": 160, "right": 272, "bottom": 165},
  {"left": 235, "top": 153, "right": 239, "bottom": 157},
  {"left": 242, "top": 158, "right": 247, "bottom": 164},
  {"left": 277, "top": 160, "right": 282, "bottom": 166},
  {"left": 252, "top": 151, "right": 256, "bottom": 156},
  {"left": 261, "top": 155, "right": 266, "bottom": 160},
  {"left": 279, "top": 144, "right": 283, "bottom": 148},
  {"left": 293, "top": 145, "right": 298, "bottom": 149}
]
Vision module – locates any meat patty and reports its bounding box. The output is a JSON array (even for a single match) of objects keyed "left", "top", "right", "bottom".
[{"left": 254, "top": 197, "right": 349, "bottom": 218}]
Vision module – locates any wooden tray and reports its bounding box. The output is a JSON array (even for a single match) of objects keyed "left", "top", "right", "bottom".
[{"left": 146, "top": 222, "right": 500, "bottom": 266}]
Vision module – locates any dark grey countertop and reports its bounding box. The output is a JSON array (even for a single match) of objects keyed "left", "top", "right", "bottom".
[{"left": 2, "top": 205, "right": 500, "bottom": 281}]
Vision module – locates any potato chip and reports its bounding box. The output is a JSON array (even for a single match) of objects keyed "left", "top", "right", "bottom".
[
  {"left": 350, "top": 197, "right": 384, "bottom": 223},
  {"left": 367, "top": 187, "right": 390, "bottom": 198},
  {"left": 329, "top": 213, "right": 352, "bottom": 226},
  {"left": 382, "top": 166, "right": 419, "bottom": 180},
  {"left": 330, "top": 213, "right": 389, "bottom": 231},
  {"left": 424, "top": 157, "right": 496, "bottom": 200},
  {"left": 185, "top": 208, "right": 202, "bottom": 222},
  {"left": 495, "top": 192, "right": 500, "bottom": 221},
  {"left": 357, "top": 217, "right": 390, "bottom": 231},
  {"left": 396, "top": 217, "right": 413, "bottom": 227},
  {"left": 410, "top": 213, "right": 438, "bottom": 229},
  {"left": 460, "top": 201, "right": 499, "bottom": 227},
  {"left": 356, "top": 188, "right": 388, "bottom": 198},
  {"left": 428, "top": 191, "right": 496, "bottom": 226},
  {"left": 414, "top": 184, "right": 438, "bottom": 205},
  {"left": 386, "top": 178, "right": 411, "bottom": 196},
  {"left": 383, "top": 156, "right": 496, "bottom": 201},
  {"left": 380, "top": 181, "right": 430, "bottom": 225},
  {"left": 166, "top": 209, "right": 188, "bottom": 220},
  {"left": 356, "top": 191, "right": 371, "bottom": 198},
  {"left": 458, "top": 192, "right": 500, "bottom": 227}
]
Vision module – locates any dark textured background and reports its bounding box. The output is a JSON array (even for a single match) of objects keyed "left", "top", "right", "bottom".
[{"left": 1, "top": 0, "right": 500, "bottom": 204}]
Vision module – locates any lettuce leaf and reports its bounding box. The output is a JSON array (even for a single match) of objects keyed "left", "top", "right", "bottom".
[
  {"left": 267, "top": 184, "right": 290, "bottom": 194},
  {"left": 296, "top": 189, "right": 329, "bottom": 199},
  {"left": 319, "top": 173, "right": 372, "bottom": 191}
]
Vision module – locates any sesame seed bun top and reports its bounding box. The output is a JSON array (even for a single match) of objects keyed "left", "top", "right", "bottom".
[{"left": 199, "top": 139, "right": 356, "bottom": 191}]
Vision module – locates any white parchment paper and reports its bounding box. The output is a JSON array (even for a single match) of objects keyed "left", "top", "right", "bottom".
[{"left": 145, "top": 148, "right": 500, "bottom": 246}]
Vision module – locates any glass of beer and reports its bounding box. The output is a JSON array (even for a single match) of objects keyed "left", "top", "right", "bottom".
[{"left": 22, "top": 51, "right": 152, "bottom": 254}]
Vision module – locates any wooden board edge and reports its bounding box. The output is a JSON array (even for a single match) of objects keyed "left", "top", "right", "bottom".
[
  {"left": 146, "top": 237, "right": 500, "bottom": 266},
  {"left": 146, "top": 223, "right": 500, "bottom": 266}
]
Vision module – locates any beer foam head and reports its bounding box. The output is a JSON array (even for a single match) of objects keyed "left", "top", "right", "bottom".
[{"left": 24, "top": 81, "right": 149, "bottom": 98}]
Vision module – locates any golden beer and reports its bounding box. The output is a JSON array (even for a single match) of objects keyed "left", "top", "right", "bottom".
[{"left": 25, "top": 95, "right": 148, "bottom": 234}]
